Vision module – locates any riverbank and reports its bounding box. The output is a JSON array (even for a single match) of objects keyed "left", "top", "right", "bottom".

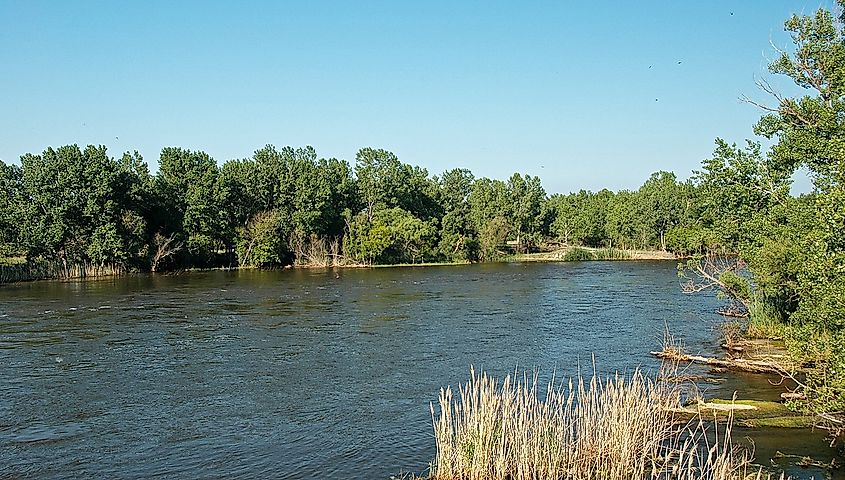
[
  {"left": 512, "top": 246, "right": 677, "bottom": 262},
  {"left": 652, "top": 333, "right": 844, "bottom": 476},
  {"left": 0, "top": 248, "right": 676, "bottom": 284},
  {"left": 428, "top": 329, "right": 845, "bottom": 480}
]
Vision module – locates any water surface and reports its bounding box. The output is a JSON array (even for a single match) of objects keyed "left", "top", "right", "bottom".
[{"left": 0, "top": 262, "right": 839, "bottom": 478}]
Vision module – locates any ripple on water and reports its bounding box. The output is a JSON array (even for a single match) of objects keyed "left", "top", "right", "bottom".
[
  {"left": 0, "top": 263, "right": 834, "bottom": 480},
  {"left": 3, "top": 421, "right": 87, "bottom": 446}
]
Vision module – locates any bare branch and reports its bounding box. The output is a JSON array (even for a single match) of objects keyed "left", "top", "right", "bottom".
[{"left": 151, "top": 232, "right": 182, "bottom": 272}]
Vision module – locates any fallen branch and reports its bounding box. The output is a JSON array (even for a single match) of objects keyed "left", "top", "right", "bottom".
[{"left": 651, "top": 350, "right": 790, "bottom": 376}]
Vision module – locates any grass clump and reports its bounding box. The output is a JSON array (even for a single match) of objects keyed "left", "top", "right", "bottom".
[
  {"left": 592, "top": 247, "right": 632, "bottom": 260},
  {"left": 746, "top": 301, "right": 787, "bottom": 340},
  {"left": 430, "top": 367, "right": 769, "bottom": 480},
  {"left": 562, "top": 247, "right": 594, "bottom": 261},
  {"left": 561, "top": 247, "right": 633, "bottom": 262}
]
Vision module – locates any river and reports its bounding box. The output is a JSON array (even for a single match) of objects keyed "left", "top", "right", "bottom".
[{"left": 0, "top": 261, "right": 840, "bottom": 478}]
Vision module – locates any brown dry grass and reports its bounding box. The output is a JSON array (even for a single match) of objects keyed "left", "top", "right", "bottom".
[{"left": 430, "top": 367, "right": 780, "bottom": 480}]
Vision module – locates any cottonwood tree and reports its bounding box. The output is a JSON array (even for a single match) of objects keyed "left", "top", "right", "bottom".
[
  {"left": 678, "top": 3, "right": 845, "bottom": 414},
  {"left": 752, "top": 3, "right": 845, "bottom": 413},
  {"left": 438, "top": 169, "right": 479, "bottom": 261},
  {"left": 507, "top": 173, "right": 545, "bottom": 252},
  {"left": 156, "top": 147, "right": 223, "bottom": 266},
  {"left": 236, "top": 210, "right": 291, "bottom": 268},
  {"left": 0, "top": 162, "right": 22, "bottom": 257},
  {"left": 17, "top": 145, "right": 148, "bottom": 270}
]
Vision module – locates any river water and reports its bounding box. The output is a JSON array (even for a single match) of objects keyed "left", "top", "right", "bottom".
[{"left": 0, "top": 261, "right": 840, "bottom": 478}]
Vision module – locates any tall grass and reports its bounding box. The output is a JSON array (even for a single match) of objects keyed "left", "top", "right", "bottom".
[
  {"left": 0, "top": 260, "right": 124, "bottom": 283},
  {"left": 430, "top": 367, "right": 772, "bottom": 480},
  {"left": 746, "top": 300, "right": 786, "bottom": 340},
  {"left": 562, "top": 247, "right": 594, "bottom": 261},
  {"left": 592, "top": 247, "right": 631, "bottom": 260},
  {"left": 562, "top": 247, "right": 632, "bottom": 262}
]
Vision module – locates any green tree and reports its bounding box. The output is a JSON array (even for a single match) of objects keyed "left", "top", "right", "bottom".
[
  {"left": 605, "top": 190, "right": 642, "bottom": 250},
  {"left": 693, "top": 140, "right": 791, "bottom": 254},
  {"left": 0, "top": 161, "right": 22, "bottom": 257},
  {"left": 236, "top": 210, "right": 291, "bottom": 267},
  {"left": 345, "top": 207, "right": 438, "bottom": 264},
  {"left": 755, "top": 5, "right": 845, "bottom": 413},
  {"left": 437, "top": 169, "right": 479, "bottom": 261},
  {"left": 219, "top": 158, "right": 262, "bottom": 248},
  {"left": 682, "top": 3, "right": 845, "bottom": 414},
  {"left": 507, "top": 173, "right": 546, "bottom": 252},
  {"left": 546, "top": 194, "right": 579, "bottom": 245},
  {"left": 355, "top": 148, "right": 407, "bottom": 221},
  {"left": 252, "top": 144, "right": 285, "bottom": 211},
  {"left": 354, "top": 147, "right": 439, "bottom": 222},
  {"left": 576, "top": 189, "right": 614, "bottom": 247},
  {"left": 468, "top": 177, "right": 513, "bottom": 258},
  {"left": 478, "top": 216, "right": 510, "bottom": 260},
  {"left": 156, "top": 147, "right": 223, "bottom": 265},
  {"left": 12, "top": 145, "right": 151, "bottom": 272},
  {"left": 638, "top": 171, "right": 688, "bottom": 250}
]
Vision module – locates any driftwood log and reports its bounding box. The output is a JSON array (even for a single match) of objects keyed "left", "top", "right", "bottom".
[{"left": 651, "top": 350, "right": 789, "bottom": 376}]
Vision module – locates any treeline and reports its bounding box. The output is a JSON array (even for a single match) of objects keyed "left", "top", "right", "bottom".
[{"left": 0, "top": 144, "right": 703, "bottom": 274}]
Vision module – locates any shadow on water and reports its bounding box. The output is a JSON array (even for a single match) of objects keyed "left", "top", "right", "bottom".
[{"left": 0, "top": 262, "right": 841, "bottom": 479}]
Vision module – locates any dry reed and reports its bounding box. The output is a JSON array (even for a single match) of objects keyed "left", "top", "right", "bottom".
[
  {"left": 430, "top": 367, "right": 777, "bottom": 480},
  {"left": 0, "top": 260, "right": 124, "bottom": 283}
]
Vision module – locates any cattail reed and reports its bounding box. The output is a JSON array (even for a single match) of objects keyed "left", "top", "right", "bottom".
[{"left": 430, "top": 367, "right": 773, "bottom": 480}]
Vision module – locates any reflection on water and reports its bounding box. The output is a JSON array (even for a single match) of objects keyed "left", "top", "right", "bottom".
[{"left": 0, "top": 262, "right": 840, "bottom": 479}]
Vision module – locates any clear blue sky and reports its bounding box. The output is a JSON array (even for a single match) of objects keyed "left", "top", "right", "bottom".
[{"left": 0, "top": 1, "right": 832, "bottom": 194}]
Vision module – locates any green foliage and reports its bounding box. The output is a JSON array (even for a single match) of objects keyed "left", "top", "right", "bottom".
[
  {"left": 673, "top": 3, "right": 845, "bottom": 415},
  {"left": 784, "top": 326, "right": 845, "bottom": 413},
  {"left": 156, "top": 147, "right": 224, "bottom": 265},
  {"left": 15, "top": 145, "right": 150, "bottom": 270},
  {"left": 506, "top": 173, "right": 546, "bottom": 251},
  {"left": 355, "top": 147, "right": 440, "bottom": 221},
  {"left": 219, "top": 158, "right": 261, "bottom": 236},
  {"left": 638, "top": 171, "right": 691, "bottom": 250},
  {"left": 754, "top": 6, "right": 845, "bottom": 179},
  {"left": 592, "top": 248, "right": 631, "bottom": 260},
  {"left": 573, "top": 189, "right": 614, "bottom": 247},
  {"left": 746, "top": 299, "right": 787, "bottom": 339},
  {"left": 546, "top": 194, "right": 578, "bottom": 244},
  {"left": 665, "top": 225, "right": 714, "bottom": 256},
  {"left": 562, "top": 247, "right": 593, "bottom": 261},
  {"left": 757, "top": 5, "right": 845, "bottom": 414},
  {"left": 478, "top": 216, "right": 510, "bottom": 261},
  {"left": 0, "top": 161, "right": 22, "bottom": 257},
  {"left": 716, "top": 271, "right": 751, "bottom": 303},
  {"left": 3, "top": 139, "right": 701, "bottom": 275},
  {"left": 439, "top": 209, "right": 480, "bottom": 262},
  {"left": 236, "top": 210, "right": 290, "bottom": 268},
  {"left": 693, "top": 139, "right": 791, "bottom": 255},
  {"left": 544, "top": 177, "right": 695, "bottom": 253},
  {"left": 345, "top": 207, "right": 438, "bottom": 264},
  {"left": 605, "top": 190, "right": 644, "bottom": 250}
]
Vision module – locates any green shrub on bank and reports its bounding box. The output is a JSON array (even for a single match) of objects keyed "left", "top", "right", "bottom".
[
  {"left": 562, "top": 247, "right": 593, "bottom": 261},
  {"left": 235, "top": 211, "right": 291, "bottom": 268},
  {"left": 746, "top": 300, "right": 787, "bottom": 339}
]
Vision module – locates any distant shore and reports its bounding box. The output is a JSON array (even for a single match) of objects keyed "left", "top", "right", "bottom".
[
  {"left": 0, "top": 248, "right": 679, "bottom": 284},
  {"left": 511, "top": 246, "right": 676, "bottom": 262}
]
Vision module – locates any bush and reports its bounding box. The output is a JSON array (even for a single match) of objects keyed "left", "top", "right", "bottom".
[
  {"left": 563, "top": 247, "right": 593, "bottom": 261},
  {"left": 236, "top": 211, "right": 291, "bottom": 268}
]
